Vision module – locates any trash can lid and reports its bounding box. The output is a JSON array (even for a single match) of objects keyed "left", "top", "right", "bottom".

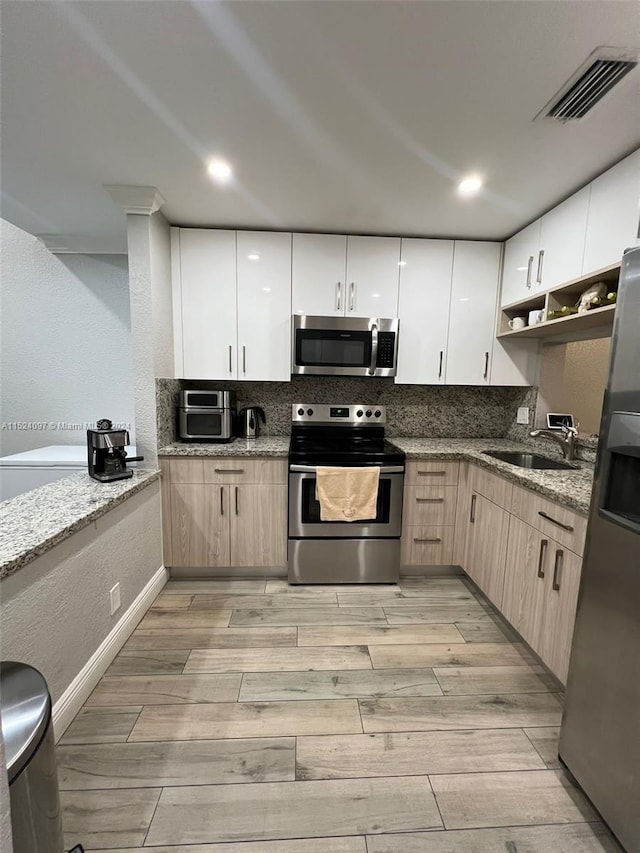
[{"left": 0, "top": 661, "right": 52, "bottom": 783}]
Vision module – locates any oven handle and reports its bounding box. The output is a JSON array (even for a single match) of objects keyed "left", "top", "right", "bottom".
[
  {"left": 289, "top": 464, "right": 405, "bottom": 474},
  {"left": 368, "top": 322, "right": 379, "bottom": 376}
]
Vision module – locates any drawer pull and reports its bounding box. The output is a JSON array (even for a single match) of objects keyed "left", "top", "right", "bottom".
[
  {"left": 417, "top": 470, "right": 447, "bottom": 476},
  {"left": 235, "top": 486, "right": 239, "bottom": 516},
  {"left": 538, "top": 510, "right": 574, "bottom": 532},
  {"left": 470, "top": 493, "right": 477, "bottom": 523},
  {"left": 552, "top": 549, "right": 563, "bottom": 591},
  {"left": 414, "top": 537, "right": 442, "bottom": 543},
  {"left": 214, "top": 468, "right": 245, "bottom": 474},
  {"left": 537, "top": 538, "right": 548, "bottom": 579},
  {"left": 220, "top": 486, "right": 224, "bottom": 516},
  {"left": 416, "top": 497, "right": 445, "bottom": 503}
]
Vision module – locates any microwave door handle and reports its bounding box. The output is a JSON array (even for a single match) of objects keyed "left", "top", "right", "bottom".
[{"left": 369, "top": 322, "right": 379, "bottom": 375}]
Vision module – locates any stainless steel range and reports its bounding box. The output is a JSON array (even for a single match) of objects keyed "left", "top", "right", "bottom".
[{"left": 287, "top": 404, "right": 406, "bottom": 584}]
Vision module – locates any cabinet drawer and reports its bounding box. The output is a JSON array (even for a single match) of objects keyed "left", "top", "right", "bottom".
[
  {"left": 403, "top": 486, "right": 458, "bottom": 526},
  {"left": 402, "top": 526, "right": 455, "bottom": 565},
  {"left": 167, "top": 458, "right": 287, "bottom": 484},
  {"left": 511, "top": 485, "right": 587, "bottom": 556},
  {"left": 470, "top": 465, "right": 513, "bottom": 510},
  {"left": 405, "top": 460, "right": 459, "bottom": 486},
  {"left": 204, "top": 459, "right": 287, "bottom": 484}
]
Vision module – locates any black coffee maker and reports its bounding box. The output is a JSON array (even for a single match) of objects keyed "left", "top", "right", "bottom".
[{"left": 87, "top": 419, "right": 144, "bottom": 482}]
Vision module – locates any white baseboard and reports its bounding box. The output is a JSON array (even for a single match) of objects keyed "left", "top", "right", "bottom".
[{"left": 52, "top": 565, "right": 168, "bottom": 741}]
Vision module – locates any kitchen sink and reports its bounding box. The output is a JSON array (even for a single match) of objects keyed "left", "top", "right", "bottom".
[{"left": 483, "top": 451, "right": 576, "bottom": 470}]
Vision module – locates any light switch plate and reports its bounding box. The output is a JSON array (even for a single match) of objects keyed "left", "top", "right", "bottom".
[
  {"left": 110, "top": 582, "right": 121, "bottom": 615},
  {"left": 517, "top": 407, "right": 530, "bottom": 425}
]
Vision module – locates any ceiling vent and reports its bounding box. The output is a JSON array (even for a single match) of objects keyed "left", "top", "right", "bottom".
[{"left": 535, "top": 46, "right": 638, "bottom": 123}]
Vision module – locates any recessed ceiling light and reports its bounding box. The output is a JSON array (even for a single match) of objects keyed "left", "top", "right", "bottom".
[
  {"left": 372, "top": 293, "right": 381, "bottom": 298},
  {"left": 248, "top": 253, "right": 260, "bottom": 261},
  {"left": 207, "top": 158, "right": 233, "bottom": 183},
  {"left": 457, "top": 175, "right": 483, "bottom": 196},
  {"left": 262, "top": 287, "right": 271, "bottom": 292}
]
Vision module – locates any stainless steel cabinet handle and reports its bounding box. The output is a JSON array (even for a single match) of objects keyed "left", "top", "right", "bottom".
[
  {"left": 438, "top": 350, "right": 443, "bottom": 378},
  {"left": 537, "top": 538, "right": 548, "bottom": 579},
  {"left": 417, "top": 470, "right": 446, "bottom": 476},
  {"left": 414, "top": 537, "right": 442, "bottom": 543},
  {"left": 349, "top": 282, "right": 355, "bottom": 312},
  {"left": 538, "top": 510, "right": 574, "bottom": 532},
  {"left": 416, "top": 497, "right": 445, "bottom": 503},
  {"left": 242, "top": 345, "right": 246, "bottom": 375},
  {"left": 552, "top": 549, "right": 563, "bottom": 591},
  {"left": 536, "top": 249, "right": 544, "bottom": 284},
  {"left": 220, "top": 486, "right": 224, "bottom": 516},
  {"left": 235, "top": 486, "right": 239, "bottom": 516},
  {"left": 336, "top": 281, "right": 342, "bottom": 312},
  {"left": 369, "top": 322, "right": 378, "bottom": 376},
  {"left": 470, "top": 493, "right": 477, "bottom": 523},
  {"left": 526, "top": 255, "right": 534, "bottom": 289},
  {"left": 483, "top": 351, "right": 489, "bottom": 380},
  {"left": 214, "top": 468, "right": 245, "bottom": 474},
  {"left": 228, "top": 345, "right": 233, "bottom": 374}
]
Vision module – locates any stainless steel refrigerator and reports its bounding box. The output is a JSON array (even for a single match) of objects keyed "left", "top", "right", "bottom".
[{"left": 559, "top": 245, "right": 640, "bottom": 853}]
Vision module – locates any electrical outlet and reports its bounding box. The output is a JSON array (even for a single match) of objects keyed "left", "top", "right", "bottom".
[
  {"left": 517, "top": 406, "right": 530, "bottom": 425},
  {"left": 109, "top": 582, "right": 121, "bottom": 616}
]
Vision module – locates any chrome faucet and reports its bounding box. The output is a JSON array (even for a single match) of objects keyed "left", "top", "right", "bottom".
[{"left": 529, "top": 425, "right": 579, "bottom": 461}]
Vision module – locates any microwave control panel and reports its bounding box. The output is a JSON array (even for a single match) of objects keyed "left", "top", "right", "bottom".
[{"left": 376, "top": 332, "right": 396, "bottom": 368}]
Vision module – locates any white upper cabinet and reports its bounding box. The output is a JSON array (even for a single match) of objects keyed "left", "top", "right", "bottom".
[
  {"left": 345, "top": 236, "right": 401, "bottom": 317},
  {"left": 446, "top": 242, "right": 501, "bottom": 385},
  {"left": 537, "top": 187, "right": 590, "bottom": 290},
  {"left": 501, "top": 221, "right": 541, "bottom": 307},
  {"left": 395, "top": 239, "right": 454, "bottom": 384},
  {"left": 176, "top": 229, "right": 237, "bottom": 379},
  {"left": 583, "top": 149, "right": 640, "bottom": 273},
  {"left": 292, "top": 233, "right": 347, "bottom": 316},
  {"left": 236, "top": 232, "right": 292, "bottom": 382}
]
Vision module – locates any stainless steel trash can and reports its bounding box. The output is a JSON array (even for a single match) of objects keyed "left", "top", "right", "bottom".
[{"left": 0, "top": 661, "right": 64, "bottom": 853}]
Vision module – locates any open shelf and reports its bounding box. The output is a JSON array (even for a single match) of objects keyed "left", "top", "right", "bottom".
[{"left": 497, "top": 263, "right": 620, "bottom": 342}]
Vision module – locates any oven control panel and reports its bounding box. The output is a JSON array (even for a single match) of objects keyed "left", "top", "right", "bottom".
[{"left": 292, "top": 404, "right": 386, "bottom": 425}]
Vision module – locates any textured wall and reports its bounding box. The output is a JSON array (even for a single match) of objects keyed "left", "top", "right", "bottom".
[
  {"left": 157, "top": 377, "right": 534, "bottom": 442},
  {"left": 537, "top": 339, "right": 610, "bottom": 435},
  {"left": 0, "top": 482, "right": 162, "bottom": 704},
  {"left": 0, "top": 218, "right": 135, "bottom": 456}
]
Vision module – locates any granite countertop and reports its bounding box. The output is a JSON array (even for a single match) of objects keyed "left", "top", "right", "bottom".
[
  {"left": 390, "top": 438, "right": 594, "bottom": 515},
  {"left": 0, "top": 468, "right": 161, "bottom": 580},
  {"left": 159, "top": 437, "right": 290, "bottom": 457}
]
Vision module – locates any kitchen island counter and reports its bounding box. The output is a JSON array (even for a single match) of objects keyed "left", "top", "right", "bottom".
[{"left": 0, "top": 468, "right": 160, "bottom": 579}]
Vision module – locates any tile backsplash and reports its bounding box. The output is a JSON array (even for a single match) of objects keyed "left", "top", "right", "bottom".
[{"left": 157, "top": 377, "right": 538, "bottom": 446}]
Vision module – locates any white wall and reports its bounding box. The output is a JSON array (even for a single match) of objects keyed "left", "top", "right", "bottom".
[
  {"left": 126, "top": 210, "right": 173, "bottom": 466},
  {"left": 0, "top": 482, "right": 163, "bottom": 710},
  {"left": 0, "top": 218, "right": 135, "bottom": 456}
]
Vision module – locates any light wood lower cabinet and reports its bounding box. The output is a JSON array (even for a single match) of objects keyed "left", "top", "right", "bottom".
[
  {"left": 401, "top": 525, "right": 455, "bottom": 566},
  {"left": 229, "top": 484, "right": 287, "bottom": 567},
  {"left": 162, "top": 459, "right": 287, "bottom": 568},
  {"left": 464, "top": 492, "right": 510, "bottom": 604},
  {"left": 502, "top": 515, "right": 582, "bottom": 683}
]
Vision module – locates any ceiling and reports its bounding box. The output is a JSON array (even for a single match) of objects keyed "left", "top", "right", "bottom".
[{"left": 2, "top": 1, "right": 639, "bottom": 252}]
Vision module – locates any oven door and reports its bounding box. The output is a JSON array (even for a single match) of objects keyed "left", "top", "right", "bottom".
[
  {"left": 288, "top": 465, "right": 404, "bottom": 538},
  {"left": 178, "top": 407, "right": 232, "bottom": 441}
]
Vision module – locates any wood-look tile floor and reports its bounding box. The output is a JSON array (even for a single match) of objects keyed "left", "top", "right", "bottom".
[{"left": 58, "top": 576, "right": 622, "bottom": 852}]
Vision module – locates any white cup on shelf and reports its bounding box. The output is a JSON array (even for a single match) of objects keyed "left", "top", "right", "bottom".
[
  {"left": 508, "top": 317, "right": 527, "bottom": 330},
  {"left": 528, "top": 309, "right": 545, "bottom": 326}
]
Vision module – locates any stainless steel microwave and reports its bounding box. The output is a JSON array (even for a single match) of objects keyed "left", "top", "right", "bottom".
[
  {"left": 292, "top": 316, "right": 399, "bottom": 378},
  {"left": 177, "top": 390, "right": 236, "bottom": 442}
]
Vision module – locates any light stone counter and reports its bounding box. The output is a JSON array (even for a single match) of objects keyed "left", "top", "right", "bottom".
[
  {"left": 159, "top": 437, "right": 290, "bottom": 457},
  {"left": 0, "top": 468, "right": 161, "bottom": 579},
  {"left": 389, "top": 438, "right": 594, "bottom": 515}
]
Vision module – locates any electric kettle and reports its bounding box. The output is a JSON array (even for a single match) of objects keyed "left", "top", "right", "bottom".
[{"left": 238, "top": 406, "right": 266, "bottom": 439}]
